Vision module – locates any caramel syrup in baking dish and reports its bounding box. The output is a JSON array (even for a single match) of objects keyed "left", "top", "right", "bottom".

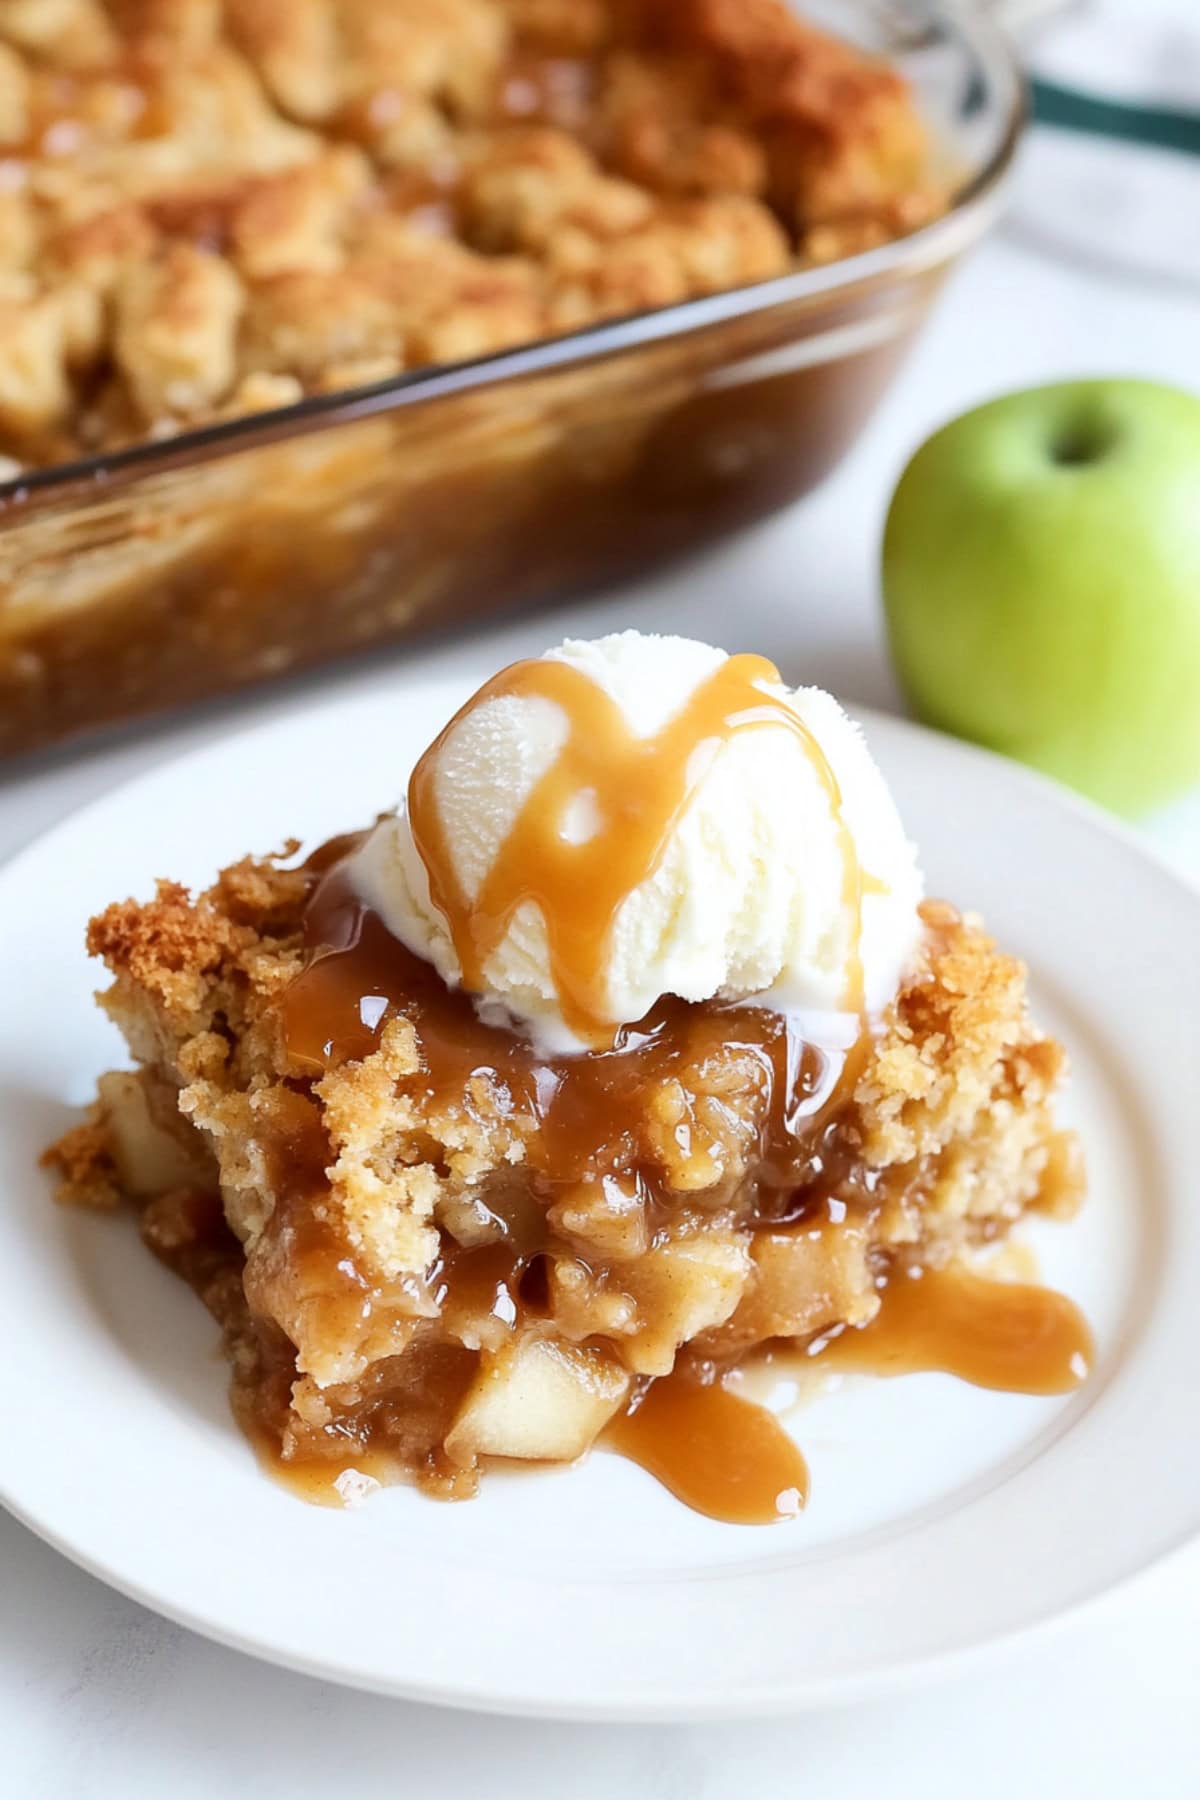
[{"left": 268, "top": 655, "right": 1092, "bottom": 1520}]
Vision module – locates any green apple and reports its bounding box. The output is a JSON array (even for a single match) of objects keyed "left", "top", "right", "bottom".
[{"left": 882, "top": 378, "right": 1200, "bottom": 816}]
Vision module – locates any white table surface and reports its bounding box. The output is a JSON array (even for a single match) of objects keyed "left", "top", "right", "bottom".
[{"left": 4, "top": 120, "right": 1199, "bottom": 1796}]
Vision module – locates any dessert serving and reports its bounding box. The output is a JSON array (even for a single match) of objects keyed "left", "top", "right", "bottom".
[{"left": 46, "top": 632, "right": 1091, "bottom": 1523}]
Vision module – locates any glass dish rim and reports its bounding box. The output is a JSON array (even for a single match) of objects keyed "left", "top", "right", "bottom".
[{"left": 0, "top": 1, "right": 1024, "bottom": 521}]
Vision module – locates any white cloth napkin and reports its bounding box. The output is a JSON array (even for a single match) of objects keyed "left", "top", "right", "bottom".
[{"left": 1014, "top": 0, "right": 1200, "bottom": 285}]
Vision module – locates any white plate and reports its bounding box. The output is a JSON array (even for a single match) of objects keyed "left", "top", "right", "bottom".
[{"left": 1, "top": 681, "right": 1197, "bottom": 1720}]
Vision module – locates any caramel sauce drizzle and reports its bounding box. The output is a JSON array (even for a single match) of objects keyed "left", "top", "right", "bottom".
[
  {"left": 811, "top": 1264, "right": 1094, "bottom": 1395},
  {"left": 282, "top": 853, "right": 851, "bottom": 1208},
  {"left": 407, "top": 653, "right": 867, "bottom": 1041},
  {"left": 606, "top": 1376, "right": 809, "bottom": 1525}
]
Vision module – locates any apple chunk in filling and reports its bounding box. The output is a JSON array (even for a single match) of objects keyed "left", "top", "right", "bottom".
[{"left": 444, "top": 1338, "right": 631, "bottom": 1466}]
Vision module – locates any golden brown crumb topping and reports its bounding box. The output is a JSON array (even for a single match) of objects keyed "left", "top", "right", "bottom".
[
  {"left": 48, "top": 833, "right": 1080, "bottom": 1455},
  {"left": 0, "top": 0, "right": 944, "bottom": 468}
]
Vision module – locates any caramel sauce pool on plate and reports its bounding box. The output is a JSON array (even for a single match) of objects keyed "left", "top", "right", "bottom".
[
  {"left": 813, "top": 1264, "right": 1094, "bottom": 1396},
  {"left": 605, "top": 1268, "right": 1092, "bottom": 1526}
]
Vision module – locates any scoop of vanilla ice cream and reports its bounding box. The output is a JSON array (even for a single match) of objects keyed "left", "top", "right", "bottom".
[{"left": 352, "top": 632, "right": 924, "bottom": 1051}]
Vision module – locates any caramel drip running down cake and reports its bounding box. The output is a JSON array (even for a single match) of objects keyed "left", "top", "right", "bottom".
[{"left": 46, "top": 632, "right": 1090, "bottom": 1523}]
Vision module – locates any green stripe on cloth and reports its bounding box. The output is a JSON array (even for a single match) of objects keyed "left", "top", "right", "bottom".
[{"left": 1031, "top": 76, "right": 1200, "bottom": 157}]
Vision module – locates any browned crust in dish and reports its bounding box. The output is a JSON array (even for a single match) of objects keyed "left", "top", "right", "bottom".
[
  {"left": 1, "top": 0, "right": 945, "bottom": 470},
  {"left": 45, "top": 842, "right": 1082, "bottom": 1500}
]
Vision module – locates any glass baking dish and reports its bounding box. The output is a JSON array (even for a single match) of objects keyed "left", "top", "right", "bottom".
[{"left": 0, "top": 3, "right": 1022, "bottom": 760}]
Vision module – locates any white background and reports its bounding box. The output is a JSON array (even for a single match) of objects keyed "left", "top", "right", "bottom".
[{"left": 3, "top": 31, "right": 1199, "bottom": 1800}]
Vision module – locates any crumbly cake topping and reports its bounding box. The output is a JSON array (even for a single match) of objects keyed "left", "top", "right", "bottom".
[
  {"left": 48, "top": 841, "right": 1080, "bottom": 1396},
  {"left": 1, "top": 0, "right": 944, "bottom": 469}
]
